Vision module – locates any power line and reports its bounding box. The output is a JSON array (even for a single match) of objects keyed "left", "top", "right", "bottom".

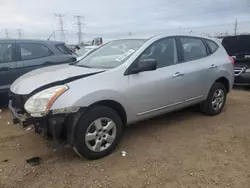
[
  {"left": 129, "top": 5, "right": 250, "bottom": 17},
  {"left": 96, "top": 6, "right": 250, "bottom": 29},
  {"left": 55, "top": 13, "right": 67, "bottom": 42},
  {"left": 87, "top": 21, "right": 250, "bottom": 38},
  {"left": 74, "top": 15, "right": 85, "bottom": 44}
]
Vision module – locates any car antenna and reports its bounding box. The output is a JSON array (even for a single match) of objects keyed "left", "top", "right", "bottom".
[{"left": 47, "top": 30, "right": 55, "bottom": 40}]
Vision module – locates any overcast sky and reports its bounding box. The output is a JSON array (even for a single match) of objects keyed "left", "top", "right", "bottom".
[{"left": 0, "top": 0, "right": 250, "bottom": 43}]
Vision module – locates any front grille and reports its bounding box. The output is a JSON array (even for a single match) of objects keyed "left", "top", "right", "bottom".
[{"left": 234, "top": 67, "right": 245, "bottom": 76}]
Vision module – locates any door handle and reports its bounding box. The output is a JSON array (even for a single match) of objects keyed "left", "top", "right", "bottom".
[
  {"left": 209, "top": 64, "right": 218, "bottom": 69},
  {"left": 0, "top": 67, "right": 11, "bottom": 71},
  {"left": 172, "top": 72, "right": 184, "bottom": 78}
]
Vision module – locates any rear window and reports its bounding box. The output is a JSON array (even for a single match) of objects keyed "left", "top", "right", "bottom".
[
  {"left": 20, "top": 43, "right": 52, "bottom": 60},
  {"left": 205, "top": 39, "right": 219, "bottom": 53},
  {"left": 56, "top": 44, "right": 72, "bottom": 55}
]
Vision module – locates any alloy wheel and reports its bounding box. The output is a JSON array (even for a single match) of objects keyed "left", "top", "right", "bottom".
[
  {"left": 85, "top": 118, "right": 117, "bottom": 152},
  {"left": 212, "top": 89, "right": 225, "bottom": 111}
]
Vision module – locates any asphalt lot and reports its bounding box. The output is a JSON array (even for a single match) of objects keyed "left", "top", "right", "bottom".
[{"left": 0, "top": 89, "right": 250, "bottom": 188}]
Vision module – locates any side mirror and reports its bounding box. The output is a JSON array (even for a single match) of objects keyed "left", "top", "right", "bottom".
[{"left": 130, "top": 59, "right": 157, "bottom": 74}]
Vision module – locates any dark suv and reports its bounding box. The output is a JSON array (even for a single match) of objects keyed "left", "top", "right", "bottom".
[
  {"left": 0, "top": 39, "right": 76, "bottom": 93},
  {"left": 222, "top": 35, "right": 250, "bottom": 87}
]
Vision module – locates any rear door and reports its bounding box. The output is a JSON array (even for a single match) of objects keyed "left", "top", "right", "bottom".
[
  {"left": 0, "top": 41, "right": 18, "bottom": 92},
  {"left": 176, "top": 36, "right": 214, "bottom": 101}
]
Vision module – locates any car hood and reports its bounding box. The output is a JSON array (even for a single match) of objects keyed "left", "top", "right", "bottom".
[
  {"left": 222, "top": 35, "right": 250, "bottom": 56},
  {"left": 10, "top": 64, "right": 105, "bottom": 95}
]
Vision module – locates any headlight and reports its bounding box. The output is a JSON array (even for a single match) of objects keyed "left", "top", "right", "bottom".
[
  {"left": 245, "top": 68, "right": 250, "bottom": 73},
  {"left": 24, "top": 85, "right": 68, "bottom": 116}
]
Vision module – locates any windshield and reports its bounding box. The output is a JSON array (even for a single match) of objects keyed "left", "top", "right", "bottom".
[
  {"left": 76, "top": 47, "right": 96, "bottom": 56},
  {"left": 75, "top": 39, "right": 146, "bottom": 69}
]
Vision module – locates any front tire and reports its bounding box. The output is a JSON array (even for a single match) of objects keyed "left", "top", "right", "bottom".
[
  {"left": 200, "top": 82, "right": 227, "bottom": 116},
  {"left": 73, "top": 105, "right": 123, "bottom": 160}
]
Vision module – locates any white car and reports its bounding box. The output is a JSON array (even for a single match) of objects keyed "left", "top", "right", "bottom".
[{"left": 76, "top": 46, "right": 98, "bottom": 61}]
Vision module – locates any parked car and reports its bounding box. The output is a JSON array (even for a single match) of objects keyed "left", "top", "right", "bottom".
[
  {"left": 222, "top": 35, "right": 250, "bottom": 87},
  {"left": 92, "top": 37, "right": 103, "bottom": 46},
  {"left": 0, "top": 39, "right": 76, "bottom": 93},
  {"left": 76, "top": 46, "right": 99, "bottom": 61},
  {"left": 68, "top": 44, "right": 81, "bottom": 53},
  {"left": 9, "top": 34, "right": 234, "bottom": 160}
]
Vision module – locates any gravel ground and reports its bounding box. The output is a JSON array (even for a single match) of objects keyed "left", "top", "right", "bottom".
[{"left": 0, "top": 89, "right": 250, "bottom": 188}]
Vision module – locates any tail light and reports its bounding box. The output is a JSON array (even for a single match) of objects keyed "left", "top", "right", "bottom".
[{"left": 228, "top": 56, "right": 235, "bottom": 65}]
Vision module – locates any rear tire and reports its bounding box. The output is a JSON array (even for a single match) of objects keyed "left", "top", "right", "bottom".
[
  {"left": 73, "top": 105, "right": 123, "bottom": 160},
  {"left": 200, "top": 82, "right": 227, "bottom": 116}
]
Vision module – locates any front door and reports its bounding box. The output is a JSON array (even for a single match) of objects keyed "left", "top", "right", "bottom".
[
  {"left": 125, "top": 37, "right": 187, "bottom": 119},
  {"left": 0, "top": 41, "right": 18, "bottom": 92}
]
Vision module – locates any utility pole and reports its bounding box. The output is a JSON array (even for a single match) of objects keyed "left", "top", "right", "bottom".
[
  {"left": 55, "top": 14, "right": 66, "bottom": 42},
  {"left": 4, "top": 29, "right": 9, "bottom": 38},
  {"left": 234, "top": 19, "right": 238, "bottom": 36},
  {"left": 74, "top": 15, "right": 84, "bottom": 45},
  {"left": 17, "top": 29, "right": 23, "bottom": 39}
]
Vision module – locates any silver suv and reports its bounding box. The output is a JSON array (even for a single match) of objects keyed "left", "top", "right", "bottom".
[{"left": 9, "top": 34, "right": 234, "bottom": 160}]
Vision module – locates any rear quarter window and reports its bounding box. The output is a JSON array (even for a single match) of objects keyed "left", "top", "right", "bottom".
[
  {"left": 179, "top": 37, "right": 207, "bottom": 62},
  {"left": 205, "top": 39, "right": 219, "bottom": 53},
  {"left": 56, "top": 44, "right": 72, "bottom": 55}
]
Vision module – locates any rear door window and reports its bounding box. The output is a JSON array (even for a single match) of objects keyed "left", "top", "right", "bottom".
[
  {"left": 56, "top": 44, "right": 72, "bottom": 55},
  {"left": 20, "top": 43, "right": 52, "bottom": 60},
  {"left": 0, "top": 43, "right": 13, "bottom": 63},
  {"left": 179, "top": 37, "right": 207, "bottom": 61}
]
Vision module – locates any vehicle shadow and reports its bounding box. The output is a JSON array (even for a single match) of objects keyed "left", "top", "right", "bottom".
[{"left": 51, "top": 106, "right": 200, "bottom": 162}]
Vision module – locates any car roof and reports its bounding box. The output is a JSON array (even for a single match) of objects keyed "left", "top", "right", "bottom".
[
  {"left": 0, "top": 38, "right": 64, "bottom": 45},
  {"left": 110, "top": 33, "right": 216, "bottom": 42}
]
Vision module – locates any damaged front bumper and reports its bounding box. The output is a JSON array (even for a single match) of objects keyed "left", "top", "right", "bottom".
[
  {"left": 8, "top": 100, "right": 80, "bottom": 143},
  {"left": 9, "top": 100, "right": 37, "bottom": 127}
]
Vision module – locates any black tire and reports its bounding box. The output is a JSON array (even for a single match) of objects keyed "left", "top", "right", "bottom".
[
  {"left": 73, "top": 105, "right": 123, "bottom": 160},
  {"left": 200, "top": 82, "right": 227, "bottom": 116}
]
